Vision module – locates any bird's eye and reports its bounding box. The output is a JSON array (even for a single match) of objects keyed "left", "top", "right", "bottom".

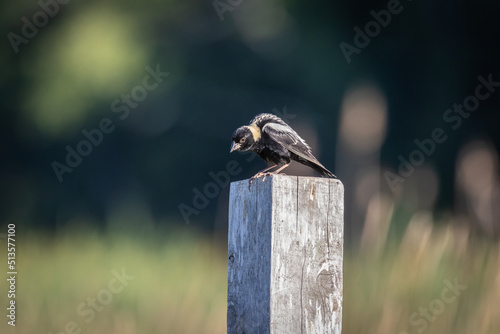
[{"left": 240, "top": 138, "right": 246, "bottom": 143}]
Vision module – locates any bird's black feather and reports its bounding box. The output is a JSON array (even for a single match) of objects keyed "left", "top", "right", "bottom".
[{"left": 231, "top": 113, "right": 336, "bottom": 178}]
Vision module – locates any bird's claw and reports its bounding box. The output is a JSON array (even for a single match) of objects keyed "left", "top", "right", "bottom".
[{"left": 248, "top": 172, "right": 273, "bottom": 189}]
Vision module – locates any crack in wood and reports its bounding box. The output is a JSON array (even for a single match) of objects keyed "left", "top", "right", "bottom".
[{"left": 300, "top": 251, "right": 306, "bottom": 334}]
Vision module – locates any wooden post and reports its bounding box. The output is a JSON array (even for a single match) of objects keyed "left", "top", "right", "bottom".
[{"left": 227, "top": 175, "right": 344, "bottom": 334}]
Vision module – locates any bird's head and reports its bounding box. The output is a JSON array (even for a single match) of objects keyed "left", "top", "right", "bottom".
[{"left": 230, "top": 126, "right": 256, "bottom": 153}]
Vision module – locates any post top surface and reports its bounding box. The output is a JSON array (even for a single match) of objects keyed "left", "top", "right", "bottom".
[{"left": 230, "top": 174, "right": 343, "bottom": 189}]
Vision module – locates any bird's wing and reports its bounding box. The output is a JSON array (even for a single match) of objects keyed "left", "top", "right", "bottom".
[{"left": 262, "top": 122, "right": 325, "bottom": 167}]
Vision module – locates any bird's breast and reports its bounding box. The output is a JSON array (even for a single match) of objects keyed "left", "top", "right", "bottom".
[{"left": 256, "top": 145, "right": 290, "bottom": 165}]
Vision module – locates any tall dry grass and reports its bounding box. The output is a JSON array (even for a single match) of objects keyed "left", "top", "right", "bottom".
[{"left": 0, "top": 220, "right": 499, "bottom": 334}]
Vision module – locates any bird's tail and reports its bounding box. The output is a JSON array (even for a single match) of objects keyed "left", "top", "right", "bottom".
[{"left": 306, "top": 161, "right": 337, "bottom": 178}]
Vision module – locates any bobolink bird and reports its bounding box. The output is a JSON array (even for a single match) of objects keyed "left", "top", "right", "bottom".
[{"left": 230, "top": 113, "right": 336, "bottom": 184}]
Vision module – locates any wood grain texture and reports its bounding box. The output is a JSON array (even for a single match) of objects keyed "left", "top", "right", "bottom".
[{"left": 227, "top": 175, "right": 344, "bottom": 334}]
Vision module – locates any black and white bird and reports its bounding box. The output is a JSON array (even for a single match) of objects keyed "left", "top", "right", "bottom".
[{"left": 230, "top": 113, "right": 336, "bottom": 183}]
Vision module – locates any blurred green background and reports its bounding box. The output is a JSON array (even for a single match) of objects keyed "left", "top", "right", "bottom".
[{"left": 1, "top": 0, "right": 499, "bottom": 333}]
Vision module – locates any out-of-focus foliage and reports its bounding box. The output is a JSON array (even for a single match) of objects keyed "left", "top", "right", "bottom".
[
  {"left": 1, "top": 0, "right": 498, "bottom": 234},
  {"left": 0, "top": 229, "right": 227, "bottom": 334},
  {"left": 1, "top": 221, "right": 499, "bottom": 334},
  {"left": 21, "top": 6, "right": 150, "bottom": 136},
  {"left": 1, "top": 0, "right": 500, "bottom": 333}
]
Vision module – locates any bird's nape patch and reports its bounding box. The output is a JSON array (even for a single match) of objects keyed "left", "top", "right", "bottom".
[{"left": 246, "top": 123, "right": 261, "bottom": 141}]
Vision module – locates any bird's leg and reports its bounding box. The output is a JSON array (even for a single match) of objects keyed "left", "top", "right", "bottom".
[
  {"left": 260, "top": 163, "right": 291, "bottom": 183},
  {"left": 270, "top": 163, "right": 290, "bottom": 175},
  {"left": 248, "top": 163, "right": 291, "bottom": 188},
  {"left": 249, "top": 164, "right": 278, "bottom": 188},
  {"left": 252, "top": 164, "right": 278, "bottom": 179}
]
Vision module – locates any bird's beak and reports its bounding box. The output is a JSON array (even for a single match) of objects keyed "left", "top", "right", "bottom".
[{"left": 230, "top": 141, "right": 241, "bottom": 153}]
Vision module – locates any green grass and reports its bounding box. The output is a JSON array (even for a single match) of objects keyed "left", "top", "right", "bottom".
[
  {"left": 1, "top": 224, "right": 499, "bottom": 334},
  {"left": 345, "top": 224, "right": 500, "bottom": 334},
  {"left": 1, "top": 229, "right": 227, "bottom": 334}
]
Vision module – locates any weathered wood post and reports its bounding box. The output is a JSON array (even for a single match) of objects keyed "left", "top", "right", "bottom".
[{"left": 227, "top": 175, "right": 344, "bottom": 333}]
